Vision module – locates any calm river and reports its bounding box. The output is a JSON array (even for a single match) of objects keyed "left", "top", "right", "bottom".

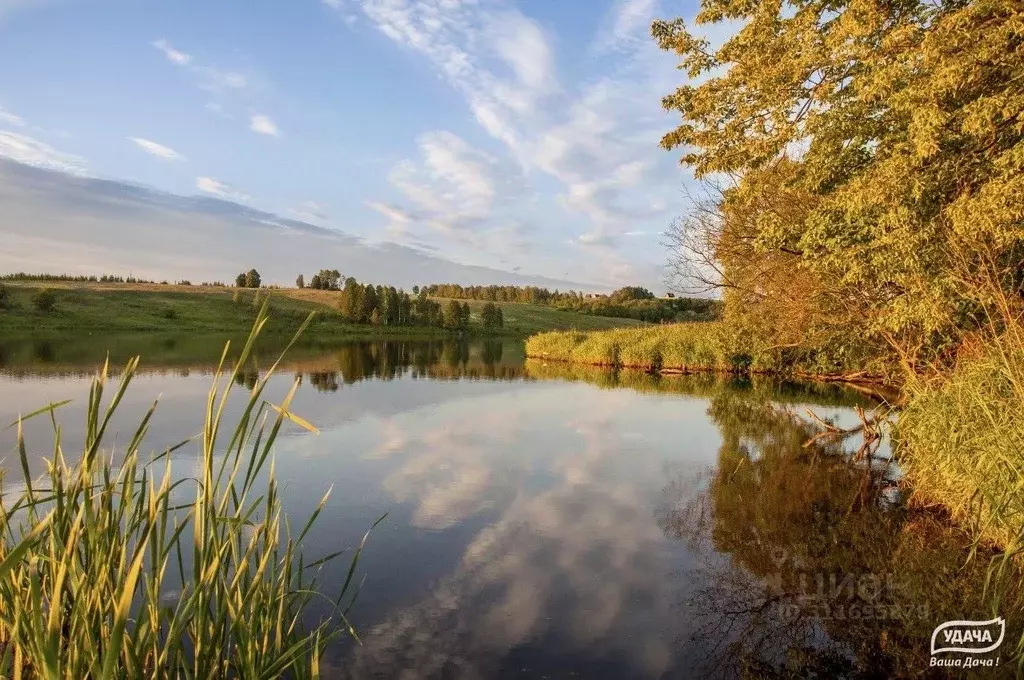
[{"left": 0, "top": 335, "right": 1015, "bottom": 678}]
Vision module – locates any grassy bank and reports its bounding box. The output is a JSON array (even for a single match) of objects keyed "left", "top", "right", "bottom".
[
  {"left": 0, "top": 305, "right": 365, "bottom": 676},
  {"left": 525, "top": 322, "right": 853, "bottom": 377},
  {"left": 526, "top": 324, "right": 731, "bottom": 372},
  {"left": 526, "top": 323, "right": 891, "bottom": 378},
  {"left": 898, "top": 326, "right": 1024, "bottom": 553},
  {"left": 0, "top": 283, "right": 644, "bottom": 337}
]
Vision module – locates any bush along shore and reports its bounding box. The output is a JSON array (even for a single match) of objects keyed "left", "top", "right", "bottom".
[{"left": 525, "top": 324, "right": 889, "bottom": 383}]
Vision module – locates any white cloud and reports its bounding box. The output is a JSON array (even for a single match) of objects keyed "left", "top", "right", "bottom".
[
  {"left": 152, "top": 38, "right": 191, "bottom": 65},
  {"left": 195, "top": 176, "right": 249, "bottom": 202},
  {"left": 249, "top": 114, "right": 279, "bottom": 137},
  {"left": 367, "top": 201, "right": 412, "bottom": 225},
  {"left": 322, "top": 0, "right": 358, "bottom": 26},
  {"left": 0, "top": 131, "right": 85, "bottom": 174},
  {"left": 343, "top": 0, "right": 685, "bottom": 287},
  {"left": 0, "top": 105, "right": 25, "bottom": 127},
  {"left": 200, "top": 68, "right": 246, "bottom": 90},
  {"left": 0, "top": 161, "right": 597, "bottom": 290},
  {"left": 384, "top": 131, "right": 503, "bottom": 234},
  {"left": 591, "top": 0, "right": 657, "bottom": 55},
  {"left": 153, "top": 39, "right": 247, "bottom": 91},
  {"left": 128, "top": 137, "right": 185, "bottom": 161},
  {"left": 291, "top": 200, "right": 329, "bottom": 223}
]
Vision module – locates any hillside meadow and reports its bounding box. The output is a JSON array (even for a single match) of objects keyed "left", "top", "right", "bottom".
[{"left": 0, "top": 282, "right": 645, "bottom": 337}]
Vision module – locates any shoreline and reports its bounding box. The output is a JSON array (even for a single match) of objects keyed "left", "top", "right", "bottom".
[{"left": 525, "top": 353, "right": 897, "bottom": 398}]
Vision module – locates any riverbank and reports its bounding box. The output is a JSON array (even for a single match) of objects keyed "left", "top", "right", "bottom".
[
  {"left": 0, "top": 282, "right": 643, "bottom": 337},
  {"left": 525, "top": 323, "right": 888, "bottom": 382}
]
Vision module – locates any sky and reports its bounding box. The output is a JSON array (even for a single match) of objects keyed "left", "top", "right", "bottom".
[{"left": 0, "top": 0, "right": 705, "bottom": 291}]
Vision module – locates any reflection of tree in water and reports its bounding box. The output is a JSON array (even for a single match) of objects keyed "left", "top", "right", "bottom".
[
  {"left": 233, "top": 370, "right": 259, "bottom": 391},
  {"left": 33, "top": 339, "right": 55, "bottom": 363},
  {"left": 444, "top": 340, "right": 470, "bottom": 369},
  {"left": 481, "top": 339, "right": 504, "bottom": 366},
  {"left": 657, "top": 393, "right": 1024, "bottom": 678},
  {"left": 307, "top": 371, "right": 341, "bottom": 393},
  {"left": 305, "top": 340, "right": 524, "bottom": 385},
  {"left": 305, "top": 372, "right": 342, "bottom": 393}
]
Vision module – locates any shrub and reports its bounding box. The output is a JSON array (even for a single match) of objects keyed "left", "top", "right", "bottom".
[
  {"left": 162, "top": 307, "right": 178, "bottom": 320},
  {"left": 0, "top": 283, "right": 10, "bottom": 310},
  {"left": 31, "top": 288, "right": 57, "bottom": 312}
]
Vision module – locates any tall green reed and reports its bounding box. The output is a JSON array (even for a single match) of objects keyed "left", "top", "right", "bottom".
[{"left": 0, "top": 301, "right": 375, "bottom": 678}]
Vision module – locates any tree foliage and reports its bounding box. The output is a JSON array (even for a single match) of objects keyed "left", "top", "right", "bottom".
[
  {"left": 235, "top": 270, "right": 261, "bottom": 289},
  {"left": 481, "top": 302, "right": 504, "bottom": 330},
  {"left": 31, "top": 288, "right": 57, "bottom": 313},
  {"left": 610, "top": 286, "right": 655, "bottom": 302},
  {"left": 656, "top": 0, "right": 1024, "bottom": 370},
  {"left": 307, "top": 269, "right": 341, "bottom": 290}
]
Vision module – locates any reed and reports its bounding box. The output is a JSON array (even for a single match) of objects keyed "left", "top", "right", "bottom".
[
  {"left": 898, "top": 321, "right": 1024, "bottom": 555},
  {"left": 0, "top": 301, "right": 372, "bottom": 678},
  {"left": 526, "top": 324, "right": 731, "bottom": 372}
]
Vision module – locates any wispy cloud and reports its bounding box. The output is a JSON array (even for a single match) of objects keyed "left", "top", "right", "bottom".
[
  {"left": 152, "top": 38, "right": 191, "bottom": 65},
  {"left": 322, "top": 0, "right": 358, "bottom": 26},
  {"left": 0, "top": 130, "right": 85, "bottom": 174},
  {"left": 290, "top": 200, "right": 329, "bottom": 223},
  {"left": 591, "top": 0, "right": 658, "bottom": 56},
  {"left": 128, "top": 137, "right": 185, "bottom": 161},
  {"left": 249, "top": 114, "right": 279, "bottom": 137},
  {"left": 152, "top": 38, "right": 247, "bottom": 91},
  {"left": 382, "top": 131, "right": 507, "bottom": 238},
  {"left": 367, "top": 201, "right": 413, "bottom": 225},
  {"left": 195, "top": 176, "right": 249, "bottom": 202},
  {"left": 337, "top": 0, "right": 683, "bottom": 286},
  {"left": 0, "top": 105, "right": 25, "bottom": 127}
]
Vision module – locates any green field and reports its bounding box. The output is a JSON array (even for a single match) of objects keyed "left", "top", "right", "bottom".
[
  {"left": 0, "top": 282, "right": 646, "bottom": 337},
  {"left": 434, "top": 297, "right": 647, "bottom": 335}
]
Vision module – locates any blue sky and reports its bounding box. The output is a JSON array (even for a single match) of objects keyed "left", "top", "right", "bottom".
[{"left": 0, "top": 0, "right": 702, "bottom": 289}]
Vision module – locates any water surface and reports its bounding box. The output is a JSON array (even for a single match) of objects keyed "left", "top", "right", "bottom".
[{"left": 0, "top": 335, "right": 1017, "bottom": 678}]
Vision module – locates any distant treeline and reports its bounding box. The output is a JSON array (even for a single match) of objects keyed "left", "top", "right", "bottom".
[
  {"left": 1, "top": 272, "right": 158, "bottom": 284},
  {"left": 1, "top": 273, "right": 223, "bottom": 286},
  {"left": 420, "top": 283, "right": 720, "bottom": 323}
]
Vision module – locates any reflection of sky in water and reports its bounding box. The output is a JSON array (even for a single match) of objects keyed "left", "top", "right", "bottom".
[{"left": 0, "top": 356, "right": 879, "bottom": 679}]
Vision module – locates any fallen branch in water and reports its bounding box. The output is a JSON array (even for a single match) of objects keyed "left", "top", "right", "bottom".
[{"left": 803, "top": 405, "right": 885, "bottom": 462}]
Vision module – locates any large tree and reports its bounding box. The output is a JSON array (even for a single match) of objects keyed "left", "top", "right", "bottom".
[{"left": 655, "top": 0, "right": 1024, "bottom": 368}]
